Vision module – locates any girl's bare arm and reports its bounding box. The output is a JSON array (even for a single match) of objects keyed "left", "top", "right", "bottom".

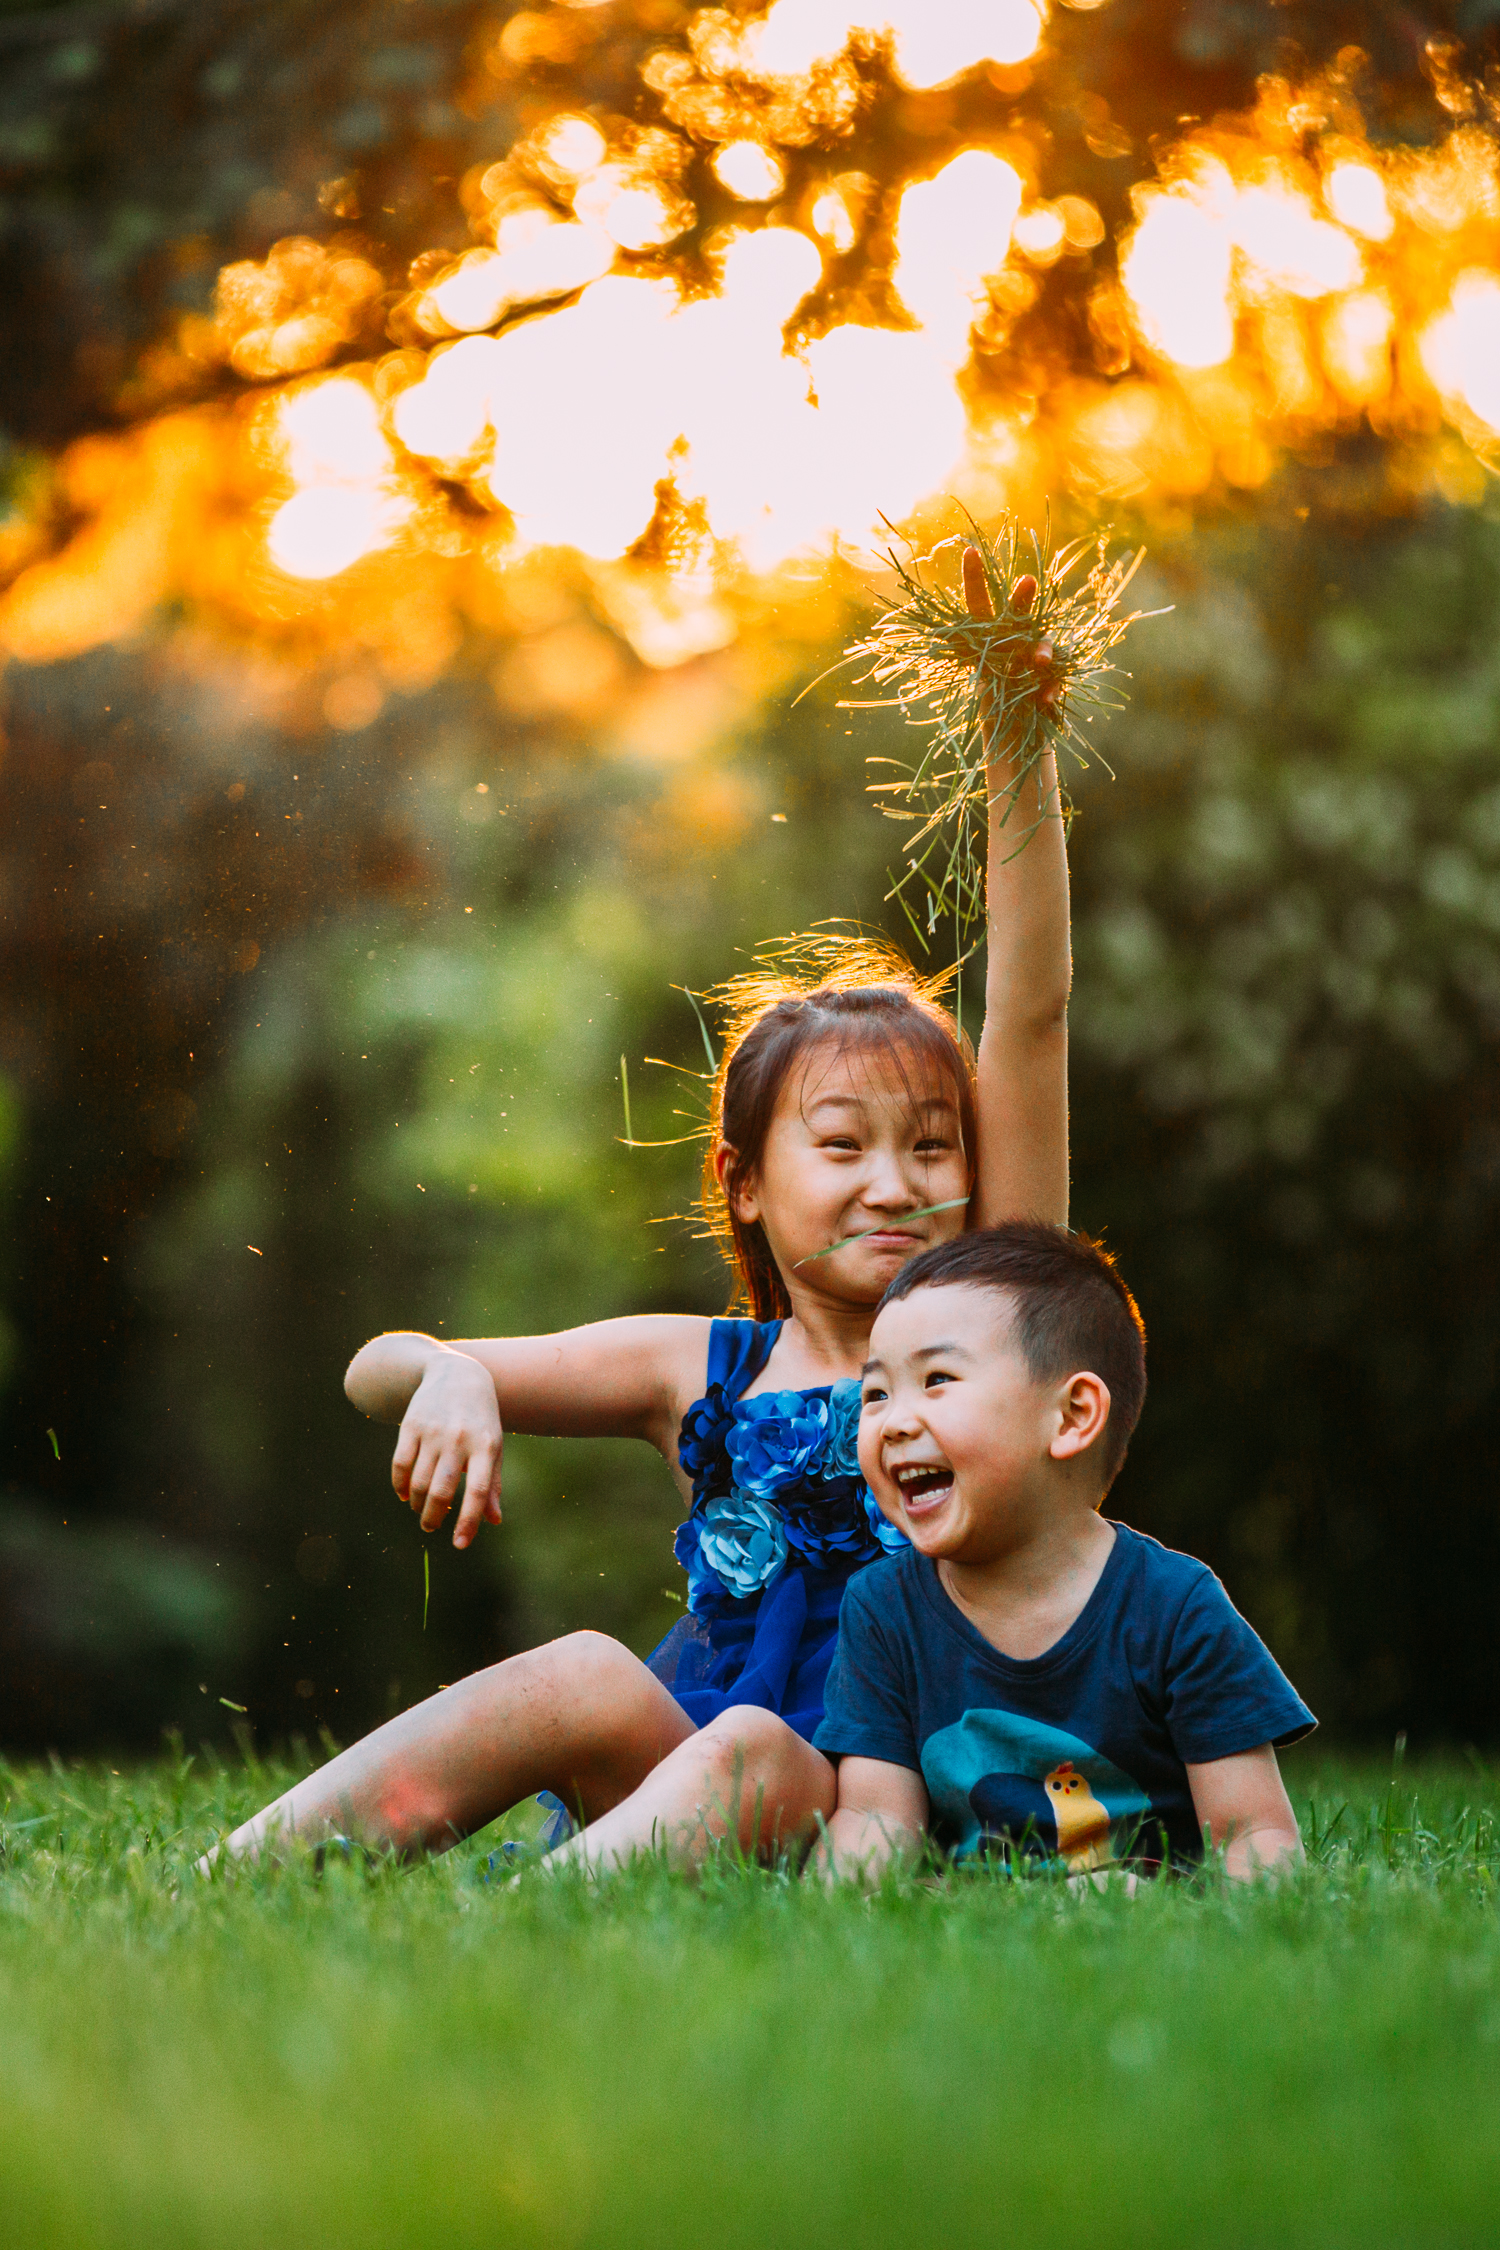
[
  {"left": 345, "top": 1315, "right": 711, "bottom": 1549},
  {"left": 964, "top": 549, "right": 1072, "bottom": 1232}
]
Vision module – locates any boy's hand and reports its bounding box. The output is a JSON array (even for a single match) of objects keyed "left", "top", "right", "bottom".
[{"left": 390, "top": 1352, "right": 504, "bottom": 1549}]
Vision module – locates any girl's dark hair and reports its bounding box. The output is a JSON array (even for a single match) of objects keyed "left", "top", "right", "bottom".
[
  {"left": 879, "top": 1221, "right": 1147, "bottom": 1488},
  {"left": 700, "top": 931, "right": 977, "bottom": 1321}
]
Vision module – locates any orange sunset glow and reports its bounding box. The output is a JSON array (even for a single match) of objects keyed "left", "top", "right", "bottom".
[{"left": 4, "top": 17, "right": 1500, "bottom": 695}]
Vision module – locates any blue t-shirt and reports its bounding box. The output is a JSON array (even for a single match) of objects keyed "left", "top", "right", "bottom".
[{"left": 814, "top": 1523, "right": 1315, "bottom": 1869}]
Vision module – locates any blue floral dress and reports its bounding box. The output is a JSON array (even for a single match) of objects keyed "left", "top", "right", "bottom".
[{"left": 645, "top": 1317, "right": 908, "bottom": 1743}]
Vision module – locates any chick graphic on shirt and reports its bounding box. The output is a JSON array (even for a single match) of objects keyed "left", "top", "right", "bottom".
[
  {"left": 1044, "top": 1760, "right": 1112, "bottom": 1871},
  {"left": 920, "top": 1709, "right": 1152, "bottom": 1864}
]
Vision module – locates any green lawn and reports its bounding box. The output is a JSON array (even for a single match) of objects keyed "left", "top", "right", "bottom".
[{"left": 2, "top": 1745, "right": 1497, "bottom": 2248}]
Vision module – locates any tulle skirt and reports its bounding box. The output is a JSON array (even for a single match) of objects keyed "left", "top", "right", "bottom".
[{"left": 644, "top": 1562, "right": 851, "bottom": 1745}]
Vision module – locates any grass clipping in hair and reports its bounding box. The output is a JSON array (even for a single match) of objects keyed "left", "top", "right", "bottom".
[{"left": 821, "top": 511, "right": 1165, "bottom": 953}]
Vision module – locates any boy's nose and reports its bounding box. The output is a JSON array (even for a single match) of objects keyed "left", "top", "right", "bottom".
[{"left": 880, "top": 1389, "right": 926, "bottom": 1441}]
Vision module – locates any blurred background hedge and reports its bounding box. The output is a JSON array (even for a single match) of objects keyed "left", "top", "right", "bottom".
[{"left": 1, "top": 0, "right": 1498, "bottom": 1752}]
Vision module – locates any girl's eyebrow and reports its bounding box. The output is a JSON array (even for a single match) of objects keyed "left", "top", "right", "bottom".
[{"left": 805, "top": 1091, "right": 958, "bottom": 1116}]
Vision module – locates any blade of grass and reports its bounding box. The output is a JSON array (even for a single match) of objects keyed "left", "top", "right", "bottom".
[{"left": 792, "top": 1196, "right": 972, "bottom": 1268}]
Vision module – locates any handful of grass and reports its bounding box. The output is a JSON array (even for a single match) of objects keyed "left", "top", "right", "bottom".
[{"left": 821, "top": 511, "right": 1163, "bottom": 954}]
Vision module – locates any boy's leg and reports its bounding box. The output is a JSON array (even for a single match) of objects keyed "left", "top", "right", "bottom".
[
  {"left": 548, "top": 1704, "right": 836, "bottom": 1874},
  {"left": 208, "top": 1631, "right": 696, "bottom": 1864}
]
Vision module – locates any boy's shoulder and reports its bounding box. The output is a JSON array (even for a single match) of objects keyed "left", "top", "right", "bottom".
[
  {"left": 843, "top": 1541, "right": 928, "bottom": 1626},
  {"left": 849, "top": 1522, "right": 1219, "bottom": 1640},
  {"left": 1106, "top": 1520, "right": 1219, "bottom": 1604}
]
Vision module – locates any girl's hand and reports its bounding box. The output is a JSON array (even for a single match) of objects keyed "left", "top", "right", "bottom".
[
  {"left": 961, "top": 543, "right": 996, "bottom": 625},
  {"left": 390, "top": 1352, "right": 504, "bottom": 1550},
  {"left": 961, "top": 544, "right": 1035, "bottom": 764}
]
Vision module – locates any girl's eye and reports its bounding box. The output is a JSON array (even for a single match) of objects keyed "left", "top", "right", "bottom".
[
  {"left": 861, "top": 1387, "right": 887, "bottom": 1408},
  {"left": 914, "top": 1136, "right": 952, "bottom": 1154},
  {"left": 822, "top": 1136, "right": 860, "bottom": 1152},
  {"left": 924, "top": 1370, "right": 955, "bottom": 1389}
]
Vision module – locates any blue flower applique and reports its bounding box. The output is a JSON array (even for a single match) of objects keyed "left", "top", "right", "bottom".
[
  {"left": 725, "top": 1390, "right": 832, "bottom": 1502},
  {"left": 862, "top": 1480, "right": 910, "bottom": 1555},
  {"left": 672, "top": 1509, "right": 720, "bottom": 1612},
  {"left": 695, "top": 1489, "right": 788, "bottom": 1601},
  {"left": 781, "top": 1481, "right": 876, "bottom": 1566},
  {"left": 677, "top": 1382, "right": 735, "bottom": 1497},
  {"left": 826, "top": 1378, "right": 863, "bottom": 1476}
]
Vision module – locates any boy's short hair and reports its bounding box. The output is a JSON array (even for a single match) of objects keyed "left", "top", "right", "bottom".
[{"left": 879, "top": 1222, "right": 1147, "bottom": 1488}]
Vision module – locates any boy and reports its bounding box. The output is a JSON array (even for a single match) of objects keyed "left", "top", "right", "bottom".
[{"left": 815, "top": 1223, "right": 1313, "bottom": 1881}]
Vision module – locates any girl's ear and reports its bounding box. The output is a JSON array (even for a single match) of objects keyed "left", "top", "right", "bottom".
[{"left": 715, "top": 1140, "right": 760, "bottom": 1225}]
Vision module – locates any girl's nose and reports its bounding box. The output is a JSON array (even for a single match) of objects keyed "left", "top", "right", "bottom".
[{"left": 863, "top": 1150, "right": 917, "bottom": 1210}]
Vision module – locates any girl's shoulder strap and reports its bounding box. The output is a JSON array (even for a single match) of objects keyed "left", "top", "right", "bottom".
[{"left": 706, "top": 1316, "right": 783, "bottom": 1403}]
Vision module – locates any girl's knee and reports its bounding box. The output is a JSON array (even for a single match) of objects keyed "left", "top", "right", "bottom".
[
  {"left": 500, "top": 1630, "right": 638, "bottom": 1702},
  {"left": 500, "top": 1632, "right": 684, "bottom": 1771}
]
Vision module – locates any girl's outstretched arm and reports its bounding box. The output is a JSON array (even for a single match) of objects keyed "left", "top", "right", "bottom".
[
  {"left": 964, "top": 546, "right": 1072, "bottom": 1231},
  {"left": 346, "top": 1314, "right": 710, "bottom": 1548}
]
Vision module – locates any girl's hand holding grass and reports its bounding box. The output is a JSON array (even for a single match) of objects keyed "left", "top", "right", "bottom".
[
  {"left": 958, "top": 542, "right": 1045, "bottom": 786},
  {"left": 389, "top": 1350, "right": 504, "bottom": 1549},
  {"left": 822, "top": 508, "right": 1162, "bottom": 952}
]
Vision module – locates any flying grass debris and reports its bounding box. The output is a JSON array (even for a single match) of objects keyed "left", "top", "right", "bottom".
[{"left": 814, "top": 510, "right": 1166, "bottom": 955}]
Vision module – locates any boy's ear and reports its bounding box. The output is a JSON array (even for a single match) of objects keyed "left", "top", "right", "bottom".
[
  {"left": 1049, "top": 1372, "right": 1111, "bottom": 1463},
  {"left": 715, "top": 1141, "right": 759, "bottom": 1225}
]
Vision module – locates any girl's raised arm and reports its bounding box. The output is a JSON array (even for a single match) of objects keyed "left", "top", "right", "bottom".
[
  {"left": 346, "top": 1314, "right": 710, "bottom": 1549},
  {"left": 964, "top": 546, "right": 1071, "bottom": 1231}
]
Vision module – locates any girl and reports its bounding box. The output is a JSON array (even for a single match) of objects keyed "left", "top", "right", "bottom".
[{"left": 213, "top": 551, "right": 1071, "bottom": 1868}]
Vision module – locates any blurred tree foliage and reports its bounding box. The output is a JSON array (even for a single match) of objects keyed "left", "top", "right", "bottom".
[{"left": 1, "top": 0, "right": 1499, "bottom": 1751}]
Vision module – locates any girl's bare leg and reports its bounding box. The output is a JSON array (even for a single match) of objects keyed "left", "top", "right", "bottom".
[
  {"left": 207, "top": 1631, "right": 695, "bottom": 1864},
  {"left": 548, "top": 1705, "right": 836, "bottom": 1875}
]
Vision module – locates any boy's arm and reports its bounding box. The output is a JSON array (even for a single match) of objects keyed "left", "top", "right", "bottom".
[
  {"left": 346, "top": 1314, "right": 709, "bottom": 1549},
  {"left": 819, "top": 1757, "right": 929, "bottom": 1883},
  {"left": 965, "top": 549, "right": 1071, "bottom": 1232},
  {"left": 1185, "top": 1744, "right": 1304, "bottom": 1881}
]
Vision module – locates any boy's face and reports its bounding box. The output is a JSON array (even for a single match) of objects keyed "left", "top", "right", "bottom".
[{"left": 858, "top": 1283, "right": 1103, "bottom": 1563}]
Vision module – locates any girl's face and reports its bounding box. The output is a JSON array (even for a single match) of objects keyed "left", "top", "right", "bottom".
[{"left": 725, "top": 1039, "right": 971, "bottom": 1308}]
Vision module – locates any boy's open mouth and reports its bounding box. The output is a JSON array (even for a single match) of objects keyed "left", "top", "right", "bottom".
[{"left": 892, "top": 1462, "right": 954, "bottom": 1513}]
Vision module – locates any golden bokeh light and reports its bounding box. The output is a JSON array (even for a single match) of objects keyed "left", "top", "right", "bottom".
[
  {"left": 887, "top": 0, "right": 1043, "bottom": 88},
  {"left": 1121, "top": 193, "right": 1234, "bottom": 369},
  {"left": 268, "top": 379, "right": 414, "bottom": 580},
  {"left": 10, "top": 41, "right": 1500, "bottom": 697},
  {"left": 712, "top": 141, "right": 787, "bottom": 202},
  {"left": 1013, "top": 205, "right": 1068, "bottom": 263},
  {"left": 1325, "top": 161, "right": 1394, "bottom": 242},
  {"left": 894, "top": 150, "right": 1024, "bottom": 360},
  {"left": 1421, "top": 271, "right": 1500, "bottom": 436},
  {"left": 533, "top": 114, "right": 609, "bottom": 183},
  {"left": 419, "top": 223, "right": 614, "bottom": 339},
  {"left": 573, "top": 166, "right": 694, "bottom": 250}
]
